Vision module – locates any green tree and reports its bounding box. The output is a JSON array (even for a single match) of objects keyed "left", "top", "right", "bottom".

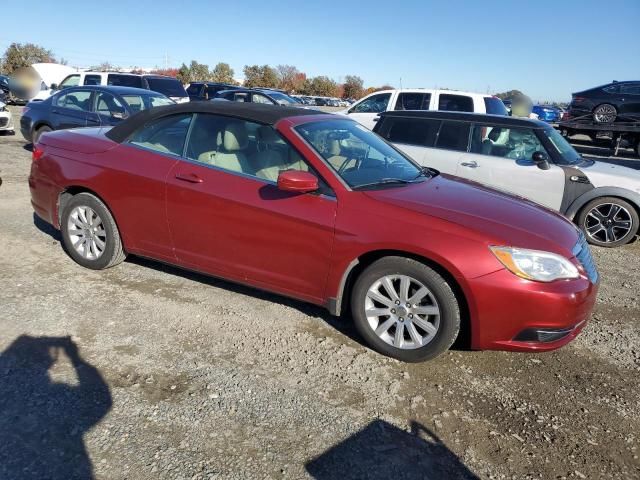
[
  {"left": 176, "top": 63, "right": 191, "bottom": 84},
  {"left": 210, "top": 62, "right": 235, "bottom": 84},
  {"left": 243, "top": 65, "right": 278, "bottom": 88},
  {"left": 176, "top": 60, "right": 211, "bottom": 84},
  {"left": 307, "top": 76, "right": 338, "bottom": 97},
  {"left": 1, "top": 43, "right": 55, "bottom": 74},
  {"left": 342, "top": 75, "right": 364, "bottom": 99}
]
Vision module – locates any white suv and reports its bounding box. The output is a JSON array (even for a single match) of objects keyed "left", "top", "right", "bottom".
[
  {"left": 374, "top": 110, "right": 640, "bottom": 248},
  {"left": 32, "top": 72, "right": 189, "bottom": 104},
  {"left": 338, "top": 88, "right": 507, "bottom": 129}
]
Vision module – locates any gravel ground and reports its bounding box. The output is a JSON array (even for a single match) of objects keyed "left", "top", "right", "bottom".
[{"left": 1, "top": 105, "right": 639, "bottom": 480}]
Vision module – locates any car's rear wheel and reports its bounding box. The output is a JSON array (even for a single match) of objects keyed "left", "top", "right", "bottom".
[
  {"left": 61, "top": 193, "right": 126, "bottom": 269},
  {"left": 578, "top": 197, "right": 639, "bottom": 248},
  {"left": 593, "top": 104, "right": 617, "bottom": 123},
  {"left": 350, "top": 257, "right": 460, "bottom": 362},
  {"left": 33, "top": 125, "right": 52, "bottom": 144}
]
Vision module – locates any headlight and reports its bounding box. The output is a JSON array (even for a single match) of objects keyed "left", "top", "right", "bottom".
[{"left": 490, "top": 246, "right": 579, "bottom": 282}]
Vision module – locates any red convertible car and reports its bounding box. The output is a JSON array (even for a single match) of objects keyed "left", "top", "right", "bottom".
[{"left": 29, "top": 102, "right": 598, "bottom": 362}]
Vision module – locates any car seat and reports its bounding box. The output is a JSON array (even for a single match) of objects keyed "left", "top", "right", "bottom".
[
  {"left": 253, "top": 126, "right": 307, "bottom": 181},
  {"left": 199, "top": 122, "right": 250, "bottom": 174}
]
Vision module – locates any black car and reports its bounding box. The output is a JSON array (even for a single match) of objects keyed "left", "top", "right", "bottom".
[
  {"left": 213, "top": 88, "right": 299, "bottom": 106},
  {"left": 187, "top": 82, "right": 240, "bottom": 101},
  {"left": 21, "top": 85, "right": 173, "bottom": 143},
  {"left": 569, "top": 81, "right": 640, "bottom": 123}
]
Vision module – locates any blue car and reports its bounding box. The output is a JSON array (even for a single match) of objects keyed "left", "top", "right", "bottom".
[
  {"left": 20, "top": 85, "right": 173, "bottom": 143},
  {"left": 532, "top": 105, "right": 561, "bottom": 122}
]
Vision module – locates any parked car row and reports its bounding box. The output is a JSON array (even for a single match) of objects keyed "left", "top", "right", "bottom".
[{"left": 28, "top": 101, "right": 599, "bottom": 363}]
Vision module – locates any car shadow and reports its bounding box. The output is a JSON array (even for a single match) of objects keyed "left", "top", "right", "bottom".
[
  {"left": 306, "top": 419, "right": 479, "bottom": 479},
  {"left": 0, "top": 335, "right": 112, "bottom": 479},
  {"left": 33, "top": 212, "right": 61, "bottom": 241},
  {"left": 23, "top": 142, "right": 33, "bottom": 152}
]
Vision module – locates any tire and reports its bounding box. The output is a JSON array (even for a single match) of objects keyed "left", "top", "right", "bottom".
[
  {"left": 60, "top": 192, "right": 126, "bottom": 269},
  {"left": 350, "top": 256, "right": 460, "bottom": 362},
  {"left": 577, "top": 197, "right": 639, "bottom": 248},
  {"left": 33, "top": 125, "right": 52, "bottom": 144},
  {"left": 635, "top": 139, "right": 640, "bottom": 158},
  {"left": 592, "top": 103, "right": 617, "bottom": 123}
]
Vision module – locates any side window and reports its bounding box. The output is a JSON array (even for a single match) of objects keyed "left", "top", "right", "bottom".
[
  {"left": 83, "top": 75, "right": 102, "bottom": 86},
  {"left": 252, "top": 93, "right": 274, "bottom": 104},
  {"left": 184, "top": 114, "right": 313, "bottom": 183},
  {"left": 55, "top": 90, "right": 93, "bottom": 111},
  {"left": 435, "top": 121, "right": 471, "bottom": 151},
  {"left": 232, "top": 92, "right": 249, "bottom": 102},
  {"left": 394, "top": 93, "right": 430, "bottom": 111},
  {"left": 107, "top": 74, "right": 143, "bottom": 88},
  {"left": 59, "top": 75, "right": 80, "bottom": 89},
  {"left": 128, "top": 114, "right": 192, "bottom": 155},
  {"left": 620, "top": 83, "right": 640, "bottom": 95},
  {"left": 438, "top": 94, "right": 474, "bottom": 113},
  {"left": 96, "top": 92, "right": 126, "bottom": 118},
  {"left": 382, "top": 117, "right": 439, "bottom": 146},
  {"left": 350, "top": 93, "right": 391, "bottom": 113},
  {"left": 470, "top": 125, "right": 547, "bottom": 161}
]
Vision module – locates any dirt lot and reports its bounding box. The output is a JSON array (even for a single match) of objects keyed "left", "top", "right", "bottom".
[{"left": 1, "top": 105, "right": 639, "bottom": 480}]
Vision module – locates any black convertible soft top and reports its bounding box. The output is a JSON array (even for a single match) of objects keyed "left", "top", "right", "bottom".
[{"left": 105, "top": 101, "right": 323, "bottom": 143}]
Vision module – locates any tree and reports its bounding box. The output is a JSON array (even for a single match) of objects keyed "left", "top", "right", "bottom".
[
  {"left": 495, "top": 89, "right": 524, "bottom": 100},
  {"left": 210, "top": 62, "right": 235, "bottom": 84},
  {"left": 276, "top": 64, "right": 304, "bottom": 92},
  {"left": 1, "top": 43, "right": 55, "bottom": 74},
  {"left": 90, "top": 62, "right": 115, "bottom": 72},
  {"left": 150, "top": 68, "right": 179, "bottom": 78},
  {"left": 176, "top": 60, "right": 211, "bottom": 84},
  {"left": 342, "top": 75, "right": 364, "bottom": 99},
  {"left": 307, "top": 76, "right": 339, "bottom": 97},
  {"left": 243, "top": 65, "right": 278, "bottom": 88}
]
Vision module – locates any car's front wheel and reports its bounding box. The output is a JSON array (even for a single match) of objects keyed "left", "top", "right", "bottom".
[
  {"left": 593, "top": 104, "right": 617, "bottom": 123},
  {"left": 61, "top": 192, "right": 126, "bottom": 269},
  {"left": 350, "top": 257, "right": 460, "bottom": 362},
  {"left": 578, "top": 197, "right": 639, "bottom": 247}
]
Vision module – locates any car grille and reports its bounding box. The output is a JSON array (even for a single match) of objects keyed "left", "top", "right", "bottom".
[
  {"left": 0, "top": 117, "right": 8, "bottom": 128},
  {"left": 573, "top": 232, "right": 599, "bottom": 284}
]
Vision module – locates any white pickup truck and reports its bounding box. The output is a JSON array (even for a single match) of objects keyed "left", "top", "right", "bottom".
[{"left": 338, "top": 88, "right": 508, "bottom": 129}]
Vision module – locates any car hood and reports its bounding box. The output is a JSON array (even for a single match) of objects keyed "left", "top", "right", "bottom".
[
  {"left": 577, "top": 161, "right": 640, "bottom": 191},
  {"left": 363, "top": 174, "right": 580, "bottom": 256}
]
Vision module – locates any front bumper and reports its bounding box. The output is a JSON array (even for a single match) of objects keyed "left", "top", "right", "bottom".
[{"left": 467, "top": 268, "right": 598, "bottom": 352}]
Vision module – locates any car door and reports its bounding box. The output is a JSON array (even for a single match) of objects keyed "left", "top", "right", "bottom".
[
  {"left": 165, "top": 113, "right": 337, "bottom": 302},
  {"left": 94, "top": 91, "right": 128, "bottom": 126},
  {"left": 457, "top": 124, "right": 565, "bottom": 210},
  {"left": 618, "top": 83, "right": 640, "bottom": 117},
  {"left": 346, "top": 92, "right": 393, "bottom": 130},
  {"left": 50, "top": 89, "right": 95, "bottom": 130}
]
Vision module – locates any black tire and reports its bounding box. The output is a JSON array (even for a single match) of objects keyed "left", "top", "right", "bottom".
[
  {"left": 60, "top": 192, "right": 126, "bottom": 269},
  {"left": 577, "top": 197, "right": 639, "bottom": 248},
  {"left": 33, "top": 125, "right": 52, "bottom": 144},
  {"left": 592, "top": 103, "right": 617, "bottom": 123},
  {"left": 350, "top": 257, "right": 460, "bottom": 362}
]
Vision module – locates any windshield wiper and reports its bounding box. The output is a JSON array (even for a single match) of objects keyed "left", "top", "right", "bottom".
[
  {"left": 352, "top": 178, "right": 421, "bottom": 190},
  {"left": 412, "top": 166, "right": 437, "bottom": 180}
]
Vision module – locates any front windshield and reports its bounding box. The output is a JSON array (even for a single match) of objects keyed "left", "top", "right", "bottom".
[
  {"left": 543, "top": 127, "right": 582, "bottom": 165},
  {"left": 267, "top": 91, "right": 297, "bottom": 105},
  {"left": 296, "top": 119, "right": 426, "bottom": 189}
]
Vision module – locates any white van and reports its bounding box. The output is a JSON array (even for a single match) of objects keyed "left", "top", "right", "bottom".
[
  {"left": 338, "top": 88, "right": 507, "bottom": 129},
  {"left": 32, "top": 72, "right": 189, "bottom": 104}
]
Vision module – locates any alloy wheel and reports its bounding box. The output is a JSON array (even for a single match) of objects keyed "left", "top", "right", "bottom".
[
  {"left": 364, "top": 275, "right": 440, "bottom": 350},
  {"left": 584, "top": 203, "right": 633, "bottom": 244},
  {"left": 593, "top": 104, "right": 616, "bottom": 123},
  {"left": 67, "top": 206, "right": 107, "bottom": 260}
]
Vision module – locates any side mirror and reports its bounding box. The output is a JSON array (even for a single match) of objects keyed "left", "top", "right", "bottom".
[
  {"left": 50, "top": 83, "right": 58, "bottom": 90},
  {"left": 277, "top": 170, "right": 319, "bottom": 193},
  {"left": 532, "top": 151, "right": 551, "bottom": 170},
  {"left": 111, "top": 109, "right": 127, "bottom": 120}
]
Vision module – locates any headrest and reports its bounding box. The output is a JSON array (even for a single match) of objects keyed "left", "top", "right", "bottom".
[
  {"left": 256, "top": 125, "right": 281, "bottom": 144},
  {"left": 219, "top": 122, "right": 248, "bottom": 151},
  {"left": 328, "top": 138, "right": 341, "bottom": 156},
  {"left": 487, "top": 128, "right": 502, "bottom": 142}
]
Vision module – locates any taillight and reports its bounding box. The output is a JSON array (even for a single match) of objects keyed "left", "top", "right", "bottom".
[{"left": 32, "top": 146, "right": 44, "bottom": 162}]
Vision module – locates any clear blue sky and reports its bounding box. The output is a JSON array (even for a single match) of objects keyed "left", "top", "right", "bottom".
[{"left": 3, "top": 0, "right": 639, "bottom": 101}]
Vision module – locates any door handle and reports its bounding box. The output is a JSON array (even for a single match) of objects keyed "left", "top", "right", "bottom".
[
  {"left": 460, "top": 161, "right": 478, "bottom": 168},
  {"left": 175, "top": 173, "right": 203, "bottom": 184},
  {"left": 87, "top": 117, "right": 100, "bottom": 124}
]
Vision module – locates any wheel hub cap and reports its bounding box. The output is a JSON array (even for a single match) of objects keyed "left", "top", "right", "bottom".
[
  {"left": 584, "top": 203, "right": 633, "bottom": 244},
  {"left": 67, "top": 206, "right": 106, "bottom": 260},
  {"left": 364, "top": 274, "right": 441, "bottom": 350}
]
